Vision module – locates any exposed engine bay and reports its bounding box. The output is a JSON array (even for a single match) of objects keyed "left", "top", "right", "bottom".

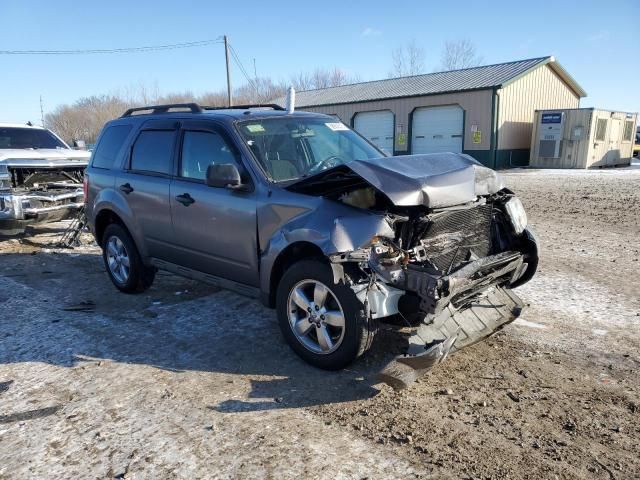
[
  {"left": 285, "top": 154, "right": 538, "bottom": 388},
  {"left": 0, "top": 163, "right": 86, "bottom": 235},
  {"left": 5, "top": 166, "right": 84, "bottom": 191}
]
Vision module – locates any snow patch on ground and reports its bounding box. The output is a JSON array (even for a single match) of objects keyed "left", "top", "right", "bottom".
[
  {"left": 513, "top": 318, "right": 548, "bottom": 329},
  {"left": 518, "top": 270, "right": 639, "bottom": 329}
]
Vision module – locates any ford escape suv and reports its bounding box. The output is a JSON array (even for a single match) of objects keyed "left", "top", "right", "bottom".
[{"left": 85, "top": 103, "right": 538, "bottom": 388}]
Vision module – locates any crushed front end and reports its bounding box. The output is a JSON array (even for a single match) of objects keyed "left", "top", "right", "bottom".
[
  {"left": 329, "top": 189, "right": 538, "bottom": 389},
  {"left": 0, "top": 161, "right": 86, "bottom": 235}
]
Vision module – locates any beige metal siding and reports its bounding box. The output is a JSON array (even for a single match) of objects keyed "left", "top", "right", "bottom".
[
  {"left": 587, "top": 110, "right": 637, "bottom": 167},
  {"left": 530, "top": 109, "right": 637, "bottom": 168},
  {"left": 300, "top": 89, "right": 494, "bottom": 153},
  {"left": 498, "top": 64, "right": 580, "bottom": 150}
]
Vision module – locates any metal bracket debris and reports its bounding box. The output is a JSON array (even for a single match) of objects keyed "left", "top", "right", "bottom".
[{"left": 52, "top": 206, "right": 87, "bottom": 248}]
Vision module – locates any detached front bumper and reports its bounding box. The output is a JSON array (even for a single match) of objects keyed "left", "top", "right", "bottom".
[
  {"left": 378, "top": 285, "right": 524, "bottom": 389},
  {"left": 373, "top": 251, "right": 528, "bottom": 389},
  {"left": 0, "top": 189, "right": 84, "bottom": 234}
]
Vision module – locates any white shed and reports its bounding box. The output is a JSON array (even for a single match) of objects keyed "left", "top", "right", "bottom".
[{"left": 530, "top": 108, "right": 638, "bottom": 169}]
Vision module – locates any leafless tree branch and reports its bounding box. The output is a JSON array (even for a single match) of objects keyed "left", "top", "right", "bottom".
[
  {"left": 389, "top": 39, "right": 425, "bottom": 77},
  {"left": 439, "top": 39, "right": 484, "bottom": 71}
]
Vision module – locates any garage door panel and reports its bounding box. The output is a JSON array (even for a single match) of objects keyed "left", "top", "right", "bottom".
[
  {"left": 354, "top": 111, "right": 394, "bottom": 154},
  {"left": 412, "top": 106, "right": 463, "bottom": 154}
]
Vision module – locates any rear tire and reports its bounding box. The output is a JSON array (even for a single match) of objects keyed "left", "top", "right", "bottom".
[
  {"left": 102, "top": 223, "right": 155, "bottom": 293},
  {"left": 276, "top": 259, "right": 376, "bottom": 370}
]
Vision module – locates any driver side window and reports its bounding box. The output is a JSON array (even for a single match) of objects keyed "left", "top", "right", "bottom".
[{"left": 180, "top": 130, "right": 238, "bottom": 180}]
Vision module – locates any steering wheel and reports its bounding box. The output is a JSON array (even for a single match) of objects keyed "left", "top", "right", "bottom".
[{"left": 308, "top": 155, "right": 344, "bottom": 175}]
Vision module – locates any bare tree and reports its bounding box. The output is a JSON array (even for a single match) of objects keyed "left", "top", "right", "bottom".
[
  {"left": 42, "top": 65, "right": 356, "bottom": 144},
  {"left": 290, "top": 67, "right": 359, "bottom": 91},
  {"left": 388, "top": 39, "right": 425, "bottom": 77},
  {"left": 235, "top": 77, "right": 288, "bottom": 104},
  {"left": 440, "top": 39, "right": 484, "bottom": 71},
  {"left": 45, "top": 95, "right": 131, "bottom": 145}
]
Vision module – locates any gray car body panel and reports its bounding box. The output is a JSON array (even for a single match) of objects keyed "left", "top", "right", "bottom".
[
  {"left": 257, "top": 187, "right": 395, "bottom": 296},
  {"left": 345, "top": 153, "right": 503, "bottom": 208}
]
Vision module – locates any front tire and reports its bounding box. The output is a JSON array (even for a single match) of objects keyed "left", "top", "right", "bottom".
[
  {"left": 276, "top": 260, "right": 376, "bottom": 370},
  {"left": 102, "top": 224, "right": 155, "bottom": 293}
]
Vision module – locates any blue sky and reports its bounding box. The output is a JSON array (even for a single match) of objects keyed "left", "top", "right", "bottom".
[{"left": 2, "top": 0, "right": 639, "bottom": 124}]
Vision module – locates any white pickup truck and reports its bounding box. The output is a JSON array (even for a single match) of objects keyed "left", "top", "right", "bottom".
[{"left": 0, "top": 123, "right": 90, "bottom": 235}]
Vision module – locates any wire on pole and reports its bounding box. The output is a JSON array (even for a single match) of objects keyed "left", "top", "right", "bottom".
[{"left": 0, "top": 39, "right": 224, "bottom": 55}]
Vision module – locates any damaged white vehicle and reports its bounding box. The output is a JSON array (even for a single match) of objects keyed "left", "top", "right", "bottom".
[
  {"left": 0, "top": 123, "right": 89, "bottom": 235},
  {"left": 85, "top": 107, "right": 538, "bottom": 389}
]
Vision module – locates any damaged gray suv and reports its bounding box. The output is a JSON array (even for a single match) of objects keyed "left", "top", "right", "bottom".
[{"left": 85, "top": 103, "right": 538, "bottom": 388}]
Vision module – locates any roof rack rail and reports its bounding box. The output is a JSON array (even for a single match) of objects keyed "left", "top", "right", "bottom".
[
  {"left": 121, "top": 103, "right": 203, "bottom": 117},
  {"left": 202, "top": 104, "right": 285, "bottom": 111}
]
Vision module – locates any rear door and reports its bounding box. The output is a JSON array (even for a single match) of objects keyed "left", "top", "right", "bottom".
[
  {"left": 169, "top": 120, "right": 259, "bottom": 286},
  {"left": 116, "top": 120, "right": 178, "bottom": 259}
]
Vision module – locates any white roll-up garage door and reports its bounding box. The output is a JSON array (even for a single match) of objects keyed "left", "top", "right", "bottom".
[
  {"left": 353, "top": 110, "right": 394, "bottom": 154},
  {"left": 411, "top": 105, "right": 464, "bottom": 154}
]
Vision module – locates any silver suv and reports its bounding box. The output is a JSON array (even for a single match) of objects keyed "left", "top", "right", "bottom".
[{"left": 85, "top": 103, "right": 538, "bottom": 388}]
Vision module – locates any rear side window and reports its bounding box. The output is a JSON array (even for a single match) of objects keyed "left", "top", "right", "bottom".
[
  {"left": 130, "top": 130, "right": 176, "bottom": 175},
  {"left": 91, "top": 125, "right": 132, "bottom": 169}
]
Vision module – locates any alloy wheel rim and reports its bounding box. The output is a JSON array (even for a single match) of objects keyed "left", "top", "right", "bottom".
[
  {"left": 287, "top": 279, "right": 346, "bottom": 355},
  {"left": 106, "top": 236, "right": 130, "bottom": 284}
]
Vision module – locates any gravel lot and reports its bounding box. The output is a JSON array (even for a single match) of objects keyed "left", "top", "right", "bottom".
[{"left": 1, "top": 166, "right": 639, "bottom": 479}]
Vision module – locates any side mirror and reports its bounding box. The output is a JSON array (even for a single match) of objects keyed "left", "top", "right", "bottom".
[{"left": 206, "top": 163, "right": 242, "bottom": 188}]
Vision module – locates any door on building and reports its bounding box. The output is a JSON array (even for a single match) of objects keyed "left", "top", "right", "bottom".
[
  {"left": 353, "top": 110, "right": 394, "bottom": 154},
  {"left": 411, "top": 105, "right": 464, "bottom": 154},
  {"left": 605, "top": 119, "right": 621, "bottom": 166}
]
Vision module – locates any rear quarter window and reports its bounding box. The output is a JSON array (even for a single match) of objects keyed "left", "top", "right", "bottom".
[{"left": 91, "top": 125, "right": 133, "bottom": 169}]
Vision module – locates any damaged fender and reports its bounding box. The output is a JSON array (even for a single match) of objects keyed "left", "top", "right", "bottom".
[{"left": 258, "top": 188, "right": 395, "bottom": 299}]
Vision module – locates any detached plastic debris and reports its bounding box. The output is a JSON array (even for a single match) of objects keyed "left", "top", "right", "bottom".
[{"left": 62, "top": 301, "right": 96, "bottom": 312}]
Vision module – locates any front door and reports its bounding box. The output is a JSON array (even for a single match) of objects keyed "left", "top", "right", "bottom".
[
  {"left": 606, "top": 119, "right": 621, "bottom": 165},
  {"left": 169, "top": 121, "right": 259, "bottom": 286}
]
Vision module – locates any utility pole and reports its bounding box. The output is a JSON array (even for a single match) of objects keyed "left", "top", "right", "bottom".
[
  {"left": 39, "top": 95, "right": 45, "bottom": 127},
  {"left": 224, "top": 35, "right": 232, "bottom": 107}
]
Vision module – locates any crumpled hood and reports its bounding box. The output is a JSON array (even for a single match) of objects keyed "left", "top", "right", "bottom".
[
  {"left": 0, "top": 148, "right": 90, "bottom": 166},
  {"left": 347, "top": 153, "right": 503, "bottom": 208}
]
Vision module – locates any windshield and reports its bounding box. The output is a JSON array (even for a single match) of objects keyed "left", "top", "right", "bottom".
[
  {"left": 0, "top": 127, "right": 67, "bottom": 149},
  {"left": 237, "top": 117, "right": 384, "bottom": 182}
]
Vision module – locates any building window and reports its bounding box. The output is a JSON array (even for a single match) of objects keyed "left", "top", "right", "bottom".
[
  {"left": 595, "top": 118, "right": 608, "bottom": 142},
  {"left": 623, "top": 120, "right": 634, "bottom": 142}
]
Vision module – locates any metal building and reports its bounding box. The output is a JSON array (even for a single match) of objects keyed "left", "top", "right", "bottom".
[
  {"left": 530, "top": 109, "right": 638, "bottom": 168},
  {"left": 276, "top": 56, "right": 586, "bottom": 169}
]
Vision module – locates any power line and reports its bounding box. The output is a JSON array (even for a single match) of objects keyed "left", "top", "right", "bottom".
[
  {"left": 228, "top": 43, "right": 258, "bottom": 94},
  {"left": 0, "top": 39, "right": 224, "bottom": 55}
]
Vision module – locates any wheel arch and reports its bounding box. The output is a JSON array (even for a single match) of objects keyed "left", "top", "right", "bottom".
[
  {"left": 267, "top": 241, "right": 327, "bottom": 308},
  {"left": 94, "top": 208, "right": 127, "bottom": 247},
  {"left": 93, "top": 205, "right": 150, "bottom": 261}
]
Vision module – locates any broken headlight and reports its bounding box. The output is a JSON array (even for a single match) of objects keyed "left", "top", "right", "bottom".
[{"left": 504, "top": 197, "right": 528, "bottom": 235}]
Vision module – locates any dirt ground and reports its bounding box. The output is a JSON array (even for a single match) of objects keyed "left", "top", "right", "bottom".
[{"left": 1, "top": 166, "right": 639, "bottom": 479}]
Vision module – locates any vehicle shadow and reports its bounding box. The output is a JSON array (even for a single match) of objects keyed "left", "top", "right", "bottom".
[{"left": 0, "top": 250, "right": 401, "bottom": 412}]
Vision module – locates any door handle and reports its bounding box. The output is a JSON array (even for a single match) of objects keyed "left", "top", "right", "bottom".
[
  {"left": 175, "top": 193, "right": 195, "bottom": 206},
  {"left": 119, "top": 183, "right": 134, "bottom": 194}
]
